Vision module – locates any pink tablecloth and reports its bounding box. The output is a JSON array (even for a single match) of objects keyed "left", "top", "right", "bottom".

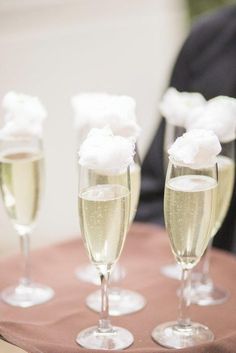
[{"left": 0, "top": 223, "right": 235, "bottom": 353}]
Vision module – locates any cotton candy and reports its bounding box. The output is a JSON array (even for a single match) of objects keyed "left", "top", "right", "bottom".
[
  {"left": 160, "top": 87, "right": 206, "bottom": 127},
  {"left": 1, "top": 91, "right": 47, "bottom": 138},
  {"left": 168, "top": 129, "right": 221, "bottom": 168},
  {"left": 186, "top": 96, "right": 236, "bottom": 143},
  {"left": 79, "top": 126, "right": 135, "bottom": 174},
  {"left": 72, "top": 93, "right": 140, "bottom": 140}
]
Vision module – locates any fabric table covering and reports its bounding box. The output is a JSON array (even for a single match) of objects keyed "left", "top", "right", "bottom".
[{"left": 0, "top": 223, "right": 235, "bottom": 353}]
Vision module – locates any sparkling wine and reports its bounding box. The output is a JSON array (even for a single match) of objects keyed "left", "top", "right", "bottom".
[
  {"left": 213, "top": 155, "right": 235, "bottom": 235},
  {"left": 0, "top": 151, "right": 43, "bottom": 233},
  {"left": 95, "top": 163, "right": 140, "bottom": 223},
  {"left": 164, "top": 175, "right": 217, "bottom": 269},
  {"left": 128, "top": 163, "right": 141, "bottom": 222},
  {"left": 79, "top": 184, "right": 130, "bottom": 268}
]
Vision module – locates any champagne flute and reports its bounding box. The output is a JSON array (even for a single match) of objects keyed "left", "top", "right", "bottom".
[
  {"left": 76, "top": 164, "right": 133, "bottom": 350},
  {"left": 191, "top": 141, "right": 235, "bottom": 305},
  {"left": 160, "top": 123, "right": 185, "bottom": 279},
  {"left": 0, "top": 135, "right": 54, "bottom": 307},
  {"left": 75, "top": 141, "right": 138, "bottom": 289},
  {"left": 161, "top": 123, "right": 223, "bottom": 283},
  {"left": 85, "top": 148, "right": 146, "bottom": 315},
  {"left": 152, "top": 158, "right": 217, "bottom": 348}
]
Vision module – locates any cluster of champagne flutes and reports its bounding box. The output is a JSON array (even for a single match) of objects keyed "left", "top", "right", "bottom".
[
  {"left": 155, "top": 88, "right": 236, "bottom": 349},
  {"left": 162, "top": 128, "right": 235, "bottom": 306},
  {"left": 0, "top": 90, "right": 234, "bottom": 352},
  {"left": 0, "top": 92, "right": 145, "bottom": 350},
  {"left": 76, "top": 127, "right": 222, "bottom": 350}
]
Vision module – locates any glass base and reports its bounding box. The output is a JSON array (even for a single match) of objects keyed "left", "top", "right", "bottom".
[
  {"left": 86, "top": 288, "right": 146, "bottom": 316},
  {"left": 1, "top": 282, "right": 55, "bottom": 308},
  {"left": 160, "top": 263, "right": 182, "bottom": 280},
  {"left": 191, "top": 281, "right": 229, "bottom": 306},
  {"left": 152, "top": 321, "right": 214, "bottom": 348},
  {"left": 76, "top": 325, "right": 134, "bottom": 350},
  {"left": 75, "top": 263, "right": 126, "bottom": 285}
]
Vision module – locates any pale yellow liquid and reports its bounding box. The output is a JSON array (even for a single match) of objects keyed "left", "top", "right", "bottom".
[
  {"left": 213, "top": 155, "right": 235, "bottom": 236},
  {"left": 128, "top": 163, "right": 141, "bottom": 222},
  {"left": 95, "top": 163, "right": 141, "bottom": 223},
  {"left": 0, "top": 151, "right": 43, "bottom": 233},
  {"left": 164, "top": 175, "right": 217, "bottom": 269},
  {"left": 79, "top": 184, "right": 130, "bottom": 268}
]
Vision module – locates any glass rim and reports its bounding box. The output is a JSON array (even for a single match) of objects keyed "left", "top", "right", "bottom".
[
  {"left": 78, "top": 163, "right": 130, "bottom": 175},
  {"left": 168, "top": 155, "right": 217, "bottom": 170}
]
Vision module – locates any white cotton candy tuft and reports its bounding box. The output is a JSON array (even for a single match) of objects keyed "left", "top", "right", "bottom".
[
  {"left": 186, "top": 96, "right": 236, "bottom": 143},
  {"left": 72, "top": 93, "right": 141, "bottom": 140},
  {"left": 168, "top": 129, "right": 221, "bottom": 168},
  {"left": 160, "top": 87, "right": 206, "bottom": 127},
  {"left": 1, "top": 91, "right": 47, "bottom": 138},
  {"left": 79, "top": 127, "right": 135, "bottom": 174}
]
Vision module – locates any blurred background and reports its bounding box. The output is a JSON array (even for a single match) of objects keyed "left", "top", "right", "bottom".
[{"left": 0, "top": 0, "right": 234, "bottom": 255}]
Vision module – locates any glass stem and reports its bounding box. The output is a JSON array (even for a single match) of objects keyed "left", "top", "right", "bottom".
[
  {"left": 178, "top": 268, "right": 191, "bottom": 327},
  {"left": 98, "top": 268, "right": 112, "bottom": 333},
  {"left": 19, "top": 233, "right": 31, "bottom": 286}
]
